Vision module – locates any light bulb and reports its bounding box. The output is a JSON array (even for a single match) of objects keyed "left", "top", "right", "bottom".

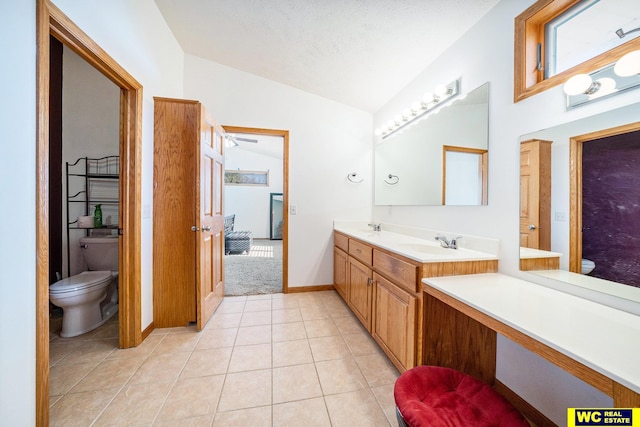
[
  {"left": 394, "top": 114, "right": 402, "bottom": 125},
  {"left": 402, "top": 109, "right": 411, "bottom": 120},
  {"left": 591, "top": 77, "right": 616, "bottom": 97},
  {"left": 563, "top": 74, "right": 594, "bottom": 96},
  {"left": 374, "top": 128, "right": 382, "bottom": 136},
  {"left": 435, "top": 84, "right": 448, "bottom": 97},
  {"left": 411, "top": 101, "right": 422, "bottom": 112},
  {"left": 614, "top": 50, "right": 640, "bottom": 77},
  {"left": 422, "top": 92, "right": 435, "bottom": 104},
  {"left": 387, "top": 120, "right": 395, "bottom": 130}
]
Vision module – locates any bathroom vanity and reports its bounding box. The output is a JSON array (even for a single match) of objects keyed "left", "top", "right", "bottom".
[{"left": 333, "top": 222, "right": 498, "bottom": 372}]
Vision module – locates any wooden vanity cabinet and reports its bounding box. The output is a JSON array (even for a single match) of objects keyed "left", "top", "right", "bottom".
[
  {"left": 348, "top": 256, "right": 374, "bottom": 332},
  {"left": 333, "top": 247, "right": 348, "bottom": 301}
]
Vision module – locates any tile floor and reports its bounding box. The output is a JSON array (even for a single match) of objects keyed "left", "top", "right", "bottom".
[{"left": 49, "top": 291, "right": 400, "bottom": 426}]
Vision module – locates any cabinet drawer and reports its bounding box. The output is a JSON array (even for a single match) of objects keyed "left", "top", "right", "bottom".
[
  {"left": 373, "top": 250, "right": 418, "bottom": 293},
  {"left": 349, "top": 239, "right": 373, "bottom": 266},
  {"left": 334, "top": 232, "right": 349, "bottom": 252}
]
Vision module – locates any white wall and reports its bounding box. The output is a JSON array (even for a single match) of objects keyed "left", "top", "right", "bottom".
[
  {"left": 183, "top": 55, "right": 373, "bottom": 287},
  {"left": 62, "top": 46, "right": 120, "bottom": 276},
  {"left": 0, "top": 1, "right": 37, "bottom": 424},
  {"left": 225, "top": 147, "right": 284, "bottom": 238},
  {"left": 373, "top": 0, "right": 640, "bottom": 424}
]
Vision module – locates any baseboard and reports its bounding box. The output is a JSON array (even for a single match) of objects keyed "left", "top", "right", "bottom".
[
  {"left": 141, "top": 322, "right": 154, "bottom": 341},
  {"left": 494, "top": 379, "right": 556, "bottom": 427},
  {"left": 286, "top": 284, "right": 335, "bottom": 293}
]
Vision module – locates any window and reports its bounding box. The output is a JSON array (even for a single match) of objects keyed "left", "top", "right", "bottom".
[{"left": 514, "top": 0, "right": 640, "bottom": 102}]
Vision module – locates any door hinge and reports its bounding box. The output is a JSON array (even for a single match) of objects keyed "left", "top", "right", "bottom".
[
  {"left": 536, "top": 43, "right": 543, "bottom": 71},
  {"left": 118, "top": 228, "right": 123, "bottom": 236}
]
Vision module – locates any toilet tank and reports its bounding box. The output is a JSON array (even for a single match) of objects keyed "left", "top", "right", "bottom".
[{"left": 79, "top": 236, "right": 118, "bottom": 271}]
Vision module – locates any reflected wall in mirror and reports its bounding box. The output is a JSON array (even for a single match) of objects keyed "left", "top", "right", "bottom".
[
  {"left": 519, "top": 101, "right": 640, "bottom": 301},
  {"left": 375, "top": 83, "right": 489, "bottom": 206}
]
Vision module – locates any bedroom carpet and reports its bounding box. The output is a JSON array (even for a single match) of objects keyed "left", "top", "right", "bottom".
[{"left": 224, "top": 239, "right": 282, "bottom": 296}]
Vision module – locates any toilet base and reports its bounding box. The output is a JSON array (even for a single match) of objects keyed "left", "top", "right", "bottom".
[{"left": 58, "top": 280, "right": 119, "bottom": 338}]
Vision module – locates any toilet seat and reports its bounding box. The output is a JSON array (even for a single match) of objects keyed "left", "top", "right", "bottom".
[{"left": 50, "top": 271, "right": 112, "bottom": 295}]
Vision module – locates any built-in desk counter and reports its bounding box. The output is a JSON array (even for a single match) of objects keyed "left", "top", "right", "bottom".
[{"left": 422, "top": 273, "right": 640, "bottom": 422}]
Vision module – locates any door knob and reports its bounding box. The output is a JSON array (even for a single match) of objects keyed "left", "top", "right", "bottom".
[
  {"left": 202, "top": 225, "right": 211, "bottom": 232},
  {"left": 528, "top": 224, "right": 537, "bottom": 230},
  {"left": 191, "top": 226, "right": 200, "bottom": 232}
]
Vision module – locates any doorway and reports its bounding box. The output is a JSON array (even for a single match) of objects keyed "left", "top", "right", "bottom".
[
  {"left": 223, "top": 126, "right": 289, "bottom": 295},
  {"left": 569, "top": 122, "right": 640, "bottom": 276},
  {"left": 37, "top": 1, "right": 143, "bottom": 424}
]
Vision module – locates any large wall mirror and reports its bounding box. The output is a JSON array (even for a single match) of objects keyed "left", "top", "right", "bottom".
[
  {"left": 519, "top": 101, "right": 640, "bottom": 303},
  {"left": 375, "top": 83, "right": 489, "bottom": 206}
]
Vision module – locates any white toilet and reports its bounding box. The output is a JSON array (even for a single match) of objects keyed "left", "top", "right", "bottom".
[
  {"left": 50, "top": 236, "right": 119, "bottom": 337},
  {"left": 581, "top": 258, "right": 596, "bottom": 275}
]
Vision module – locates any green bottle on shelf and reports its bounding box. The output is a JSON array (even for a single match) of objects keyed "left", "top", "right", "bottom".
[{"left": 94, "top": 204, "right": 103, "bottom": 228}]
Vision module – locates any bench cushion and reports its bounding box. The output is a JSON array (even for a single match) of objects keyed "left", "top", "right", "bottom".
[{"left": 394, "top": 366, "right": 529, "bottom": 427}]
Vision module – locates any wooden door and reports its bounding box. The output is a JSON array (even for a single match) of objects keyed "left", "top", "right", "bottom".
[
  {"left": 196, "top": 111, "right": 225, "bottom": 330},
  {"left": 348, "top": 257, "right": 372, "bottom": 331},
  {"left": 520, "top": 140, "right": 552, "bottom": 250},
  {"left": 373, "top": 273, "right": 416, "bottom": 371},
  {"left": 333, "top": 247, "right": 348, "bottom": 301}
]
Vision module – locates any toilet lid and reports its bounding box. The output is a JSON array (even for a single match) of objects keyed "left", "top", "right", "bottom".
[{"left": 50, "top": 271, "right": 112, "bottom": 294}]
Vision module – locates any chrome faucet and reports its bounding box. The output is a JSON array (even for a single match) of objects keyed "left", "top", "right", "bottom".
[
  {"left": 435, "top": 234, "right": 462, "bottom": 249},
  {"left": 368, "top": 222, "right": 381, "bottom": 232}
]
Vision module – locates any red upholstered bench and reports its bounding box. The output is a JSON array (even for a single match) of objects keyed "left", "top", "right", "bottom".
[{"left": 394, "top": 366, "right": 530, "bottom": 427}]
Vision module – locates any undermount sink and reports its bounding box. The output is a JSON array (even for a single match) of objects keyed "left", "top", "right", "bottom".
[{"left": 397, "top": 242, "right": 450, "bottom": 255}]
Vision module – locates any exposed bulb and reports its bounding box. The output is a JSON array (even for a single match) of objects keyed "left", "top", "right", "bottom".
[
  {"left": 411, "top": 101, "right": 422, "bottom": 112},
  {"left": 614, "top": 50, "right": 640, "bottom": 77},
  {"left": 374, "top": 128, "right": 382, "bottom": 136},
  {"left": 422, "top": 92, "right": 435, "bottom": 104},
  {"left": 435, "top": 84, "right": 448, "bottom": 97},
  {"left": 563, "top": 74, "right": 595, "bottom": 96},
  {"left": 394, "top": 114, "right": 402, "bottom": 125}
]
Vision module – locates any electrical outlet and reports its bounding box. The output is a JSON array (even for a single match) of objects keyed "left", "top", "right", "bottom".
[
  {"left": 290, "top": 205, "right": 297, "bottom": 215},
  {"left": 555, "top": 211, "right": 567, "bottom": 221}
]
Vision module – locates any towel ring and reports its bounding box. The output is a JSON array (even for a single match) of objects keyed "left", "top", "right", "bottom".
[
  {"left": 347, "top": 172, "right": 364, "bottom": 183},
  {"left": 385, "top": 174, "right": 399, "bottom": 185}
]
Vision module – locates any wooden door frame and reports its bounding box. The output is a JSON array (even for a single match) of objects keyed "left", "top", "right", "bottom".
[
  {"left": 569, "top": 121, "right": 640, "bottom": 273},
  {"left": 37, "top": 1, "right": 143, "bottom": 424},
  {"left": 223, "top": 126, "right": 289, "bottom": 293}
]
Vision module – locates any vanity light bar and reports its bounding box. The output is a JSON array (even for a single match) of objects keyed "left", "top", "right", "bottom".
[{"left": 375, "top": 79, "right": 460, "bottom": 139}]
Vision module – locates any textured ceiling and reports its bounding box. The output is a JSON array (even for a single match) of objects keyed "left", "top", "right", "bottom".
[{"left": 154, "top": 0, "right": 500, "bottom": 112}]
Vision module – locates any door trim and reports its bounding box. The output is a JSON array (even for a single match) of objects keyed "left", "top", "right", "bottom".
[
  {"left": 223, "top": 126, "right": 289, "bottom": 293},
  {"left": 569, "top": 121, "right": 640, "bottom": 273},
  {"left": 37, "top": 1, "right": 143, "bottom": 424}
]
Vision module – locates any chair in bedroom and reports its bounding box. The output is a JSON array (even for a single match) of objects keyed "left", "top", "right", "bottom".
[{"left": 224, "top": 214, "right": 253, "bottom": 255}]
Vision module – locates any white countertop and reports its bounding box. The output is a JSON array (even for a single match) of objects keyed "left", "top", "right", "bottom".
[
  {"left": 520, "top": 247, "right": 562, "bottom": 259},
  {"left": 334, "top": 222, "right": 498, "bottom": 263},
  {"left": 422, "top": 273, "right": 640, "bottom": 393}
]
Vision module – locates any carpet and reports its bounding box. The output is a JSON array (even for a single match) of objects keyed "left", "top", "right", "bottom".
[{"left": 224, "top": 240, "right": 282, "bottom": 296}]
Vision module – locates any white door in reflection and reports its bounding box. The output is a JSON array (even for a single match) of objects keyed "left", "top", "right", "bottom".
[{"left": 443, "top": 146, "right": 488, "bottom": 205}]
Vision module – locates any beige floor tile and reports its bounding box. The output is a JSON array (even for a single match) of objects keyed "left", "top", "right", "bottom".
[
  {"left": 228, "top": 342, "right": 272, "bottom": 372},
  {"left": 272, "top": 339, "right": 313, "bottom": 367},
  {"left": 217, "top": 300, "right": 246, "bottom": 314},
  {"left": 240, "top": 310, "right": 272, "bottom": 327},
  {"left": 247, "top": 293, "right": 272, "bottom": 301},
  {"left": 154, "top": 414, "right": 215, "bottom": 426},
  {"left": 49, "top": 394, "right": 63, "bottom": 408},
  {"left": 304, "top": 319, "right": 339, "bottom": 338},
  {"left": 273, "top": 363, "right": 322, "bottom": 404},
  {"left": 56, "top": 338, "right": 118, "bottom": 365},
  {"left": 181, "top": 347, "right": 233, "bottom": 378},
  {"left": 371, "top": 383, "right": 398, "bottom": 426},
  {"left": 309, "top": 335, "right": 351, "bottom": 361},
  {"left": 235, "top": 324, "right": 272, "bottom": 346},
  {"left": 70, "top": 356, "right": 146, "bottom": 393},
  {"left": 333, "top": 315, "right": 367, "bottom": 336},
  {"left": 151, "top": 331, "right": 201, "bottom": 355},
  {"left": 300, "top": 306, "right": 331, "bottom": 321},
  {"left": 354, "top": 353, "right": 400, "bottom": 388},
  {"left": 107, "top": 334, "right": 164, "bottom": 360},
  {"left": 50, "top": 388, "right": 118, "bottom": 427},
  {"left": 49, "top": 362, "right": 97, "bottom": 395},
  {"left": 195, "top": 327, "right": 238, "bottom": 350},
  {"left": 155, "top": 375, "right": 225, "bottom": 422},
  {"left": 272, "top": 397, "right": 331, "bottom": 427},
  {"left": 324, "top": 389, "right": 391, "bottom": 427},
  {"left": 342, "top": 332, "right": 380, "bottom": 356},
  {"left": 207, "top": 312, "right": 242, "bottom": 329},
  {"left": 315, "top": 357, "right": 367, "bottom": 395},
  {"left": 49, "top": 340, "right": 82, "bottom": 367},
  {"left": 218, "top": 369, "right": 272, "bottom": 412},
  {"left": 244, "top": 299, "right": 272, "bottom": 312},
  {"left": 271, "top": 322, "right": 307, "bottom": 342},
  {"left": 271, "top": 297, "right": 300, "bottom": 310},
  {"left": 213, "top": 405, "right": 272, "bottom": 426},
  {"left": 325, "top": 302, "right": 353, "bottom": 319},
  {"left": 128, "top": 351, "right": 190, "bottom": 385},
  {"left": 90, "top": 319, "right": 120, "bottom": 339},
  {"left": 92, "top": 380, "right": 173, "bottom": 426},
  {"left": 272, "top": 308, "right": 303, "bottom": 324}
]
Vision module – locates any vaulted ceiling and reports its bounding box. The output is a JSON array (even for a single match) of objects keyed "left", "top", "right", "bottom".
[{"left": 153, "top": 0, "right": 500, "bottom": 112}]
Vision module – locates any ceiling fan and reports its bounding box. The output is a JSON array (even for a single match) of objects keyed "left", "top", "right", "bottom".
[{"left": 225, "top": 134, "right": 258, "bottom": 147}]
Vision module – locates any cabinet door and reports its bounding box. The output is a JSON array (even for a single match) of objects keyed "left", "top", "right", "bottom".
[
  {"left": 334, "top": 247, "right": 348, "bottom": 302},
  {"left": 373, "top": 273, "right": 417, "bottom": 371},
  {"left": 348, "top": 257, "right": 372, "bottom": 331}
]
